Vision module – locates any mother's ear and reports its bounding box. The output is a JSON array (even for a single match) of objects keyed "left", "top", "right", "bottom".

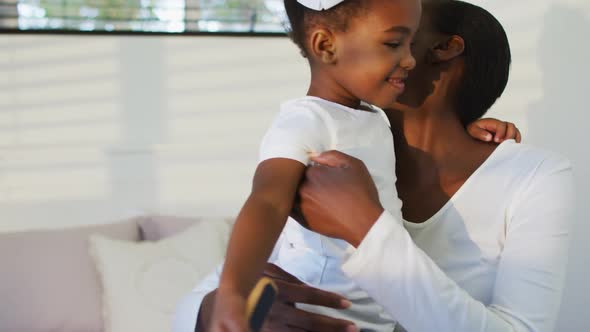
[{"left": 431, "top": 35, "right": 465, "bottom": 63}]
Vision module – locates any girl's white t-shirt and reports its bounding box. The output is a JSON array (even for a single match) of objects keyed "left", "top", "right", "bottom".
[{"left": 259, "top": 96, "right": 402, "bottom": 331}]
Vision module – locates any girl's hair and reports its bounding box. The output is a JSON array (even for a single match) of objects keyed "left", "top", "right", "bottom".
[
  {"left": 283, "top": 0, "right": 368, "bottom": 57},
  {"left": 428, "top": 0, "right": 512, "bottom": 126}
]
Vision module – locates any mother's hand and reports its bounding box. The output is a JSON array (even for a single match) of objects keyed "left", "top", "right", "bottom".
[
  {"left": 260, "top": 264, "right": 356, "bottom": 332},
  {"left": 197, "top": 263, "right": 357, "bottom": 332},
  {"left": 295, "top": 151, "right": 384, "bottom": 247}
]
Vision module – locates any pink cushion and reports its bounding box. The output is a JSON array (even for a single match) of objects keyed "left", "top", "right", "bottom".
[{"left": 0, "top": 219, "right": 141, "bottom": 332}]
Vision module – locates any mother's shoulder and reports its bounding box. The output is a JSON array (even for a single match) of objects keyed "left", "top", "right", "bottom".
[{"left": 491, "top": 140, "right": 572, "bottom": 179}]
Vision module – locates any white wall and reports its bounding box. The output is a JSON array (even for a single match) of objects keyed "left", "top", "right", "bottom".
[{"left": 0, "top": 0, "right": 588, "bottom": 329}]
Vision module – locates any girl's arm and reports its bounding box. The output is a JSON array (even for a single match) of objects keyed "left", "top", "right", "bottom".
[
  {"left": 208, "top": 103, "right": 331, "bottom": 331},
  {"left": 208, "top": 158, "right": 306, "bottom": 331},
  {"left": 220, "top": 158, "right": 305, "bottom": 296}
]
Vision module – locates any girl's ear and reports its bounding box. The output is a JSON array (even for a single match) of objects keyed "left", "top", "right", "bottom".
[
  {"left": 309, "top": 28, "right": 338, "bottom": 64},
  {"left": 431, "top": 35, "right": 465, "bottom": 63}
]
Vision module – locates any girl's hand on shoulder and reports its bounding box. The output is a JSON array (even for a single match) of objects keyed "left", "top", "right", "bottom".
[{"left": 468, "top": 118, "right": 522, "bottom": 143}]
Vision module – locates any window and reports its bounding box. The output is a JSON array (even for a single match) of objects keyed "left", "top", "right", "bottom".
[{"left": 0, "top": 0, "right": 287, "bottom": 34}]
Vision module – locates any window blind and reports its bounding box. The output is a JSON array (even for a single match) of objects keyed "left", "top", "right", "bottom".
[{"left": 0, "top": 0, "right": 287, "bottom": 34}]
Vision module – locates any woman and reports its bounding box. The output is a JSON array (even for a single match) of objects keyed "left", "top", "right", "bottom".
[
  {"left": 294, "top": 1, "right": 573, "bottom": 331},
  {"left": 175, "top": 1, "right": 572, "bottom": 331}
]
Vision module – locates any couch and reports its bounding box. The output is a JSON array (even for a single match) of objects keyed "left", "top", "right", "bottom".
[{"left": 0, "top": 215, "right": 233, "bottom": 332}]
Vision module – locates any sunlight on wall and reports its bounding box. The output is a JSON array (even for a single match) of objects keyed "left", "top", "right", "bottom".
[
  {"left": 0, "top": 36, "right": 121, "bottom": 216},
  {"left": 155, "top": 37, "right": 308, "bottom": 216},
  {"left": 0, "top": 148, "right": 108, "bottom": 201}
]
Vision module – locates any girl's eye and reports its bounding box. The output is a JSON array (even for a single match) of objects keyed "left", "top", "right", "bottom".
[{"left": 385, "top": 42, "right": 401, "bottom": 49}]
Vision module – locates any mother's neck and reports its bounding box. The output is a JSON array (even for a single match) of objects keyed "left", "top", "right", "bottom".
[
  {"left": 387, "top": 99, "right": 474, "bottom": 169},
  {"left": 386, "top": 99, "right": 498, "bottom": 199}
]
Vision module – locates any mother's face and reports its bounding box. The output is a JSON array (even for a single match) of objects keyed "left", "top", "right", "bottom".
[{"left": 394, "top": 10, "right": 442, "bottom": 107}]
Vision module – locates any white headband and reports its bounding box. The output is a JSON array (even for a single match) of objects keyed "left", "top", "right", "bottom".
[{"left": 296, "top": 0, "right": 345, "bottom": 10}]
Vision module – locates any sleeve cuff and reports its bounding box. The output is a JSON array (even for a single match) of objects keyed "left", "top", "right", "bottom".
[
  {"left": 259, "top": 148, "right": 311, "bottom": 166},
  {"left": 342, "top": 210, "right": 404, "bottom": 277}
]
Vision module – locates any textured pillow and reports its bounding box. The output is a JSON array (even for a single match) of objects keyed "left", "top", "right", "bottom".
[
  {"left": 90, "top": 220, "right": 231, "bottom": 332},
  {"left": 0, "top": 219, "right": 141, "bottom": 332}
]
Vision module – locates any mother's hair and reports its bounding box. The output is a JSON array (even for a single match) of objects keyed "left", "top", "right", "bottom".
[{"left": 427, "top": 0, "right": 512, "bottom": 126}]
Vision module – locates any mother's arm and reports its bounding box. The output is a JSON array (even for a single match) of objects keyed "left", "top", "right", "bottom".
[{"left": 299, "top": 151, "right": 574, "bottom": 332}]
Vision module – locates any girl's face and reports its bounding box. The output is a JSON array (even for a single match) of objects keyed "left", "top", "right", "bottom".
[{"left": 332, "top": 0, "right": 422, "bottom": 109}]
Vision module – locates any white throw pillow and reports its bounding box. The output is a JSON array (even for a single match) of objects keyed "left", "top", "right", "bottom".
[{"left": 89, "top": 220, "right": 231, "bottom": 332}]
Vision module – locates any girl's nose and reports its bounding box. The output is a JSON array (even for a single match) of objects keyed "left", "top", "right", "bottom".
[{"left": 401, "top": 49, "right": 417, "bottom": 71}]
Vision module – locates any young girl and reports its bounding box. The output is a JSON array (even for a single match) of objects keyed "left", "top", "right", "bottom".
[{"left": 209, "top": 1, "right": 421, "bottom": 331}]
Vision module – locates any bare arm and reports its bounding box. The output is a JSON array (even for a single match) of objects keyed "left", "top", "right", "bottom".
[
  {"left": 219, "top": 158, "right": 306, "bottom": 296},
  {"left": 207, "top": 158, "right": 307, "bottom": 331}
]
